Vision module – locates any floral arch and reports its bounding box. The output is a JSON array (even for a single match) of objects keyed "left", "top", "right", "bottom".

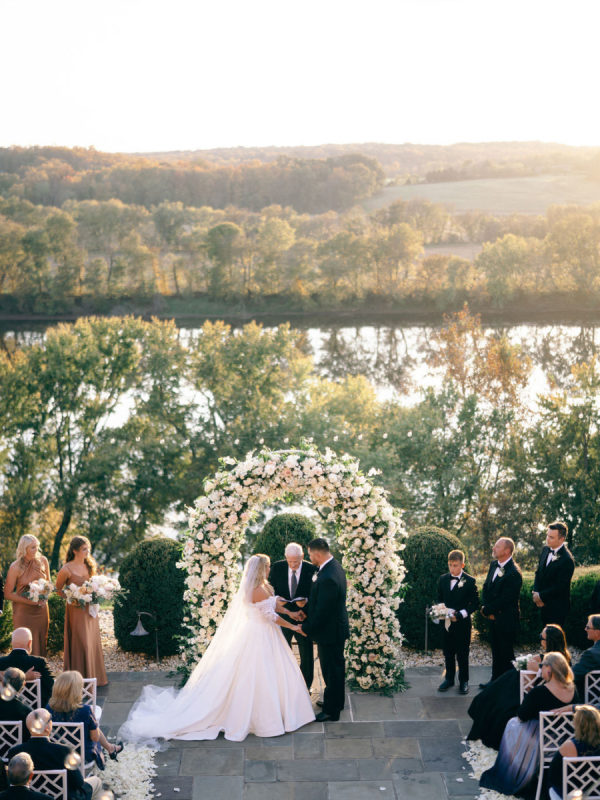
[{"left": 179, "top": 446, "right": 406, "bottom": 691}]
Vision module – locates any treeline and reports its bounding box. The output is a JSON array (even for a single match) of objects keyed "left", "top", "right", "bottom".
[
  {"left": 0, "top": 147, "right": 384, "bottom": 213},
  {"left": 1, "top": 310, "right": 599, "bottom": 573},
  {"left": 0, "top": 191, "right": 599, "bottom": 313},
  {"left": 142, "top": 141, "right": 600, "bottom": 182}
]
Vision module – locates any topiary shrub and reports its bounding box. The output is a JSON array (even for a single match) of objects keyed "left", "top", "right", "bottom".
[
  {"left": 398, "top": 525, "right": 467, "bottom": 649},
  {"left": 563, "top": 570, "right": 600, "bottom": 649},
  {"left": 253, "top": 513, "right": 317, "bottom": 563},
  {"left": 47, "top": 593, "right": 66, "bottom": 654},
  {"left": 113, "top": 538, "right": 185, "bottom": 658}
]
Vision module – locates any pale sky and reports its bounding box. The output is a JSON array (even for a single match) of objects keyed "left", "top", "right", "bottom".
[{"left": 3, "top": 0, "right": 599, "bottom": 153}]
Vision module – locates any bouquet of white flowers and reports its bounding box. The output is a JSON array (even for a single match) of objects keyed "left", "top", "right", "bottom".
[
  {"left": 514, "top": 653, "right": 537, "bottom": 670},
  {"left": 64, "top": 575, "right": 121, "bottom": 617},
  {"left": 23, "top": 578, "right": 54, "bottom": 603},
  {"left": 429, "top": 602, "right": 455, "bottom": 630}
]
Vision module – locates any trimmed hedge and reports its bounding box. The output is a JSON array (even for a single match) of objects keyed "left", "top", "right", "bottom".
[
  {"left": 473, "top": 568, "right": 600, "bottom": 649},
  {"left": 253, "top": 513, "right": 317, "bottom": 563},
  {"left": 113, "top": 538, "right": 185, "bottom": 658},
  {"left": 397, "top": 525, "right": 467, "bottom": 649},
  {"left": 47, "top": 593, "right": 66, "bottom": 654},
  {"left": 0, "top": 602, "right": 13, "bottom": 651}
]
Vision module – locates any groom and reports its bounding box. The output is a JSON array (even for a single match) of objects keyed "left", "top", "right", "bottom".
[{"left": 302, "top": 538, "right": 349, "bottom": 722}]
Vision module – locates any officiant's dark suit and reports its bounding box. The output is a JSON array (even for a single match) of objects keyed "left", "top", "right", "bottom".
[
  {"left": 436, "top": 571, "right": 479, "bottom": 686},
  {"left": 269, "top": 558, "right": 317, "bottom": 688},
  {"left": 0, "top": 651, "right": 54, "bottom": 706},
  {"left": 533, "top": 543, "right": 575, "bottom": 627},
  {"left": 302, "top": 555, "right": 349, "bottom": 720},
  {"left": 481, "top": 542, "right": 522, "bottom": 681}
]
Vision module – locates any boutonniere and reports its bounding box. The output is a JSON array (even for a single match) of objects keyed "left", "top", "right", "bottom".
[
  {"left": 312, "top": 573, "right": 318, "bottom": 582},
  {"left": 457, "top": 579, "right": 465, "bottom": 589},
  {"left": 497, "top": 567, "right": 505, "bottom": 578},
  {"left": 549, "top": 553, "right": 558, "bottom": 563}
]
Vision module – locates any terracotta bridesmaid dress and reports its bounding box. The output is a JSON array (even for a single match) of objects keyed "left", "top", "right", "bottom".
[
  {"left": 12, "top": 558, "right": 50, "bottom": 657},
  {"left": 59, "top": 563, "right": 108, "bottom": 686}
]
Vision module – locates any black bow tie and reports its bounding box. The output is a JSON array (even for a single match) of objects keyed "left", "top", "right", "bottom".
[{"left": 550, "top": 549, "right": 556, "bottom": 554}]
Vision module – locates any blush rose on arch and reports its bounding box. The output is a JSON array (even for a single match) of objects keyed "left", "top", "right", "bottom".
[{"left": 178, "top": 445, "right": 407, "bottom": 692}]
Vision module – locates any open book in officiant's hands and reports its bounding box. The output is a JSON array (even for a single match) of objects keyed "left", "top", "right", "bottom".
[{"left": 290, "top": 597, "right": 307, "bottom": 606}]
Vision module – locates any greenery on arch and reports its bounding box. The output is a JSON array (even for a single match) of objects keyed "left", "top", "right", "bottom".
[{"left": 179, "top": 445, "right": 406, "bottom": 692}]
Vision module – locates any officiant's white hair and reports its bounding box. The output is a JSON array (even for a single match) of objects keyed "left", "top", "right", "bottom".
[{"left": 284, "top": 543, "right": 303, "bottom": 557}]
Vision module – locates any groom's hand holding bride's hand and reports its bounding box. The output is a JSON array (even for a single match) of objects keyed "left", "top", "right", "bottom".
[{"left": 292, "top": 624, "right": 307, "bottom": 636}]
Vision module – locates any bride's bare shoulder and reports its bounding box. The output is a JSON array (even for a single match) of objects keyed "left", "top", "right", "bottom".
[{"left": 251, "top": 586, "right": 270, "bottom": 603}]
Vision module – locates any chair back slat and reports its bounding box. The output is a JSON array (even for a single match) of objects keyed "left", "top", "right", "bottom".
[
  {"left": 519, "top": 670, "right": 538, "bottom": 703},
  {"left": 584, "top": 669, "right": 600, "bottom": 706},
  {"left": 50, "top": 721, "right": 86, "bottom": 776},
  {"left": 31, "top": 769, "right": 68, "bottom": 800},
  {"left": 534, "top": 711, "right": 575, "bottom": 800},
  {"left": 563, "top": 755, "right": 600, "bottom": 800},
  {"left": 0, "top": 720, "right": 23, "bottom": 761},
  {"left": 82, "top": 677, "right": 97, "bottom": 707},
  {"left": 18, "top": 678, "right": 42, "bottom": 709}
]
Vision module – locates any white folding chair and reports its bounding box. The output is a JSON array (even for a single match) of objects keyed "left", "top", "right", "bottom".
[
  {"left": 584, "top": 669, "right": 600, "bottom": 706},
  {"left": 548, "top": 755, "right": 600, "bottom": 800},
  {"left": 82, "top": 677, "right": 102, "bottom": 721},
  {"left": 18, "top": 678, "right": 42, "bottom": 709},
  {"left": 0, "top": 720, "right": 23, "bottom": 762},
  {"left": 519, "top": 669, "right": 539, "bottom": 702},
  {"left": 31, "top": 769, "right": 68, "bottom": 800},
  {"left": 50, "top": 721, "right": 94, "bottom": 776},
  {"left": 534, "top": 710, "right": 575, "bottom": 800}
]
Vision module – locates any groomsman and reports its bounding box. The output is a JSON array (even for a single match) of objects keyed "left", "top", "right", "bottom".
[
  {"left": 480, "top": 537, "right": 522, "bottom": 685},
  {"left": 436, "top": 549, "right": 479, "bottom": 695},
  {"left": 532, "top": 521, "right": 575, "bottom": 627},
  {"left": 302, "top": 538, "right": 349, "bottom": 722},
  {"left": 269, "top": 543, "right": 317, "bottom": 689}
]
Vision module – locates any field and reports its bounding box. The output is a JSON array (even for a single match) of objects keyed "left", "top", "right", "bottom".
[{"left": 363, "top": 173, "right": 600, "bottom": 215}]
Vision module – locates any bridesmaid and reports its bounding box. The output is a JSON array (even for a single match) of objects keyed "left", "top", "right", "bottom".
[
  {"left": 4, "top": 535, "right": 51, "bottom": 656},
  {"left": 55, "top": 536, "right": 108, "bottom": 686}
]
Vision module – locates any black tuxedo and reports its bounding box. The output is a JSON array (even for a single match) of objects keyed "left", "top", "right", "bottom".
[
  {"left": 436, "top": 572, "right": 479, "bottom": 684},
  {"left": 7, "top": 739, "right": 90, "bottom": 800},
  {"left": 481, "top": 558, "right": 522, "bottom": 680},
  {"left": 0, "top": 787, "right": 54, "bottom": 800},
  {"left": 302, "top": 558, "right": 349, "bottom": 718},
  {"left": 269, "top": 559, "right": 317, "bottom": 689},
  {"left": 533, "top": 544, "right": 575, "bottom": 626},
  {"left": 0, "top": 651, "right": 54, "bottom": 707}
]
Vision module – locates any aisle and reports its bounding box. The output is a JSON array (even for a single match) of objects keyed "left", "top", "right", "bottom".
[{"left": 98, "top": 664, "right": 493, "bottom": 800}]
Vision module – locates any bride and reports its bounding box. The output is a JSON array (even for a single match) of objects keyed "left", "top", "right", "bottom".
[{"left": 120, "top": 554, "right": 316, "bottom": 742}]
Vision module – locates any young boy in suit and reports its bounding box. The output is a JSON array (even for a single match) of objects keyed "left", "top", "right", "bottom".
[{"left": 436, "top": 549, "right": 479, "bottom": 695}]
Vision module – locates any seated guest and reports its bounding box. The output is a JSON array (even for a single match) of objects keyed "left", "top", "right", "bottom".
[
  {"left": 0, "top": 668, "right": 32, "bottom": 740},
  {"left": 546, "top": 704, "right": 600, "bottom": 799},
  {"left": 0, "top": 753, "right": 53, "bottom": 800},
  {"left": 573, "top": 614, "right": 600, "bottom": 697},
  {"left": 0, "top": 629, "right": 54, "bottom": 706},
  {"left": 479, "top": 652, "right": 578, "bottom": 797},
  {"left": 6, "top": 710, "right": 101, "bottom": 800},
  {"left": 46, "top": 671, "right": 122, "bottom": 769},
  {"left": 468, "top": 624, "right": 570, "bottom": 750}
]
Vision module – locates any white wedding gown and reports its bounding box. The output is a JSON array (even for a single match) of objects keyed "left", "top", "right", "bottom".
[{"left": 120, "top": 594, "right": 315, "bottom": 743}]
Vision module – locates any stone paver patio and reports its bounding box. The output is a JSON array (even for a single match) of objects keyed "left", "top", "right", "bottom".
[{"left": 98, "top": 665, "right": 492, "bottom": 800}]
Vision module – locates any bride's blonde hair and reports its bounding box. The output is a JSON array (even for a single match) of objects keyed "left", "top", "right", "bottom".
[{"left": 247, "top": 554, "right": 273, "bottom": 592}]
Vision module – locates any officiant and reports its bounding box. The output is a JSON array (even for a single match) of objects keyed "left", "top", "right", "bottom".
[{"left": 269, "top": 542, "right": 317, "bottom": 689}]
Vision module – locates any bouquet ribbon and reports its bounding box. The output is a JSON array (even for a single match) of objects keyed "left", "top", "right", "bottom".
[{"left": 89, "top": 603, "right": 100, "bottom": 618}]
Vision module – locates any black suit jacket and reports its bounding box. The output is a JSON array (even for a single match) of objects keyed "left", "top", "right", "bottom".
[
  {"left": 591, "top": 580, "right": 600, "bottom": 614},
  {"left": 436, "top": 572, "right": 479, "bottom": 626},
  {"left": 481, "top": 558, "right": 522, "bottom": 634},
  {"left": 6, "top": 739, "right": 90, "bottom": 800},
  {"left": 0, "top": 786, "right": 53, "bottom": 800},
  {"left": 533, "top": 544, "right": 574, "bottom": 615},
  {"left": 269, "top": 559, "right": 317, "bottom": 624},
  {"left": 0, "top": 696, "right": 32, "bottom": 739},
  {"left": 0, "top": 787, "right": 54, "bottom": 800},
  {"left": 302, "top": 558, "right": 349, "bottom": 645},
  {"left": 0, "top": 652, "right": 54, "bottom": 707}
]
